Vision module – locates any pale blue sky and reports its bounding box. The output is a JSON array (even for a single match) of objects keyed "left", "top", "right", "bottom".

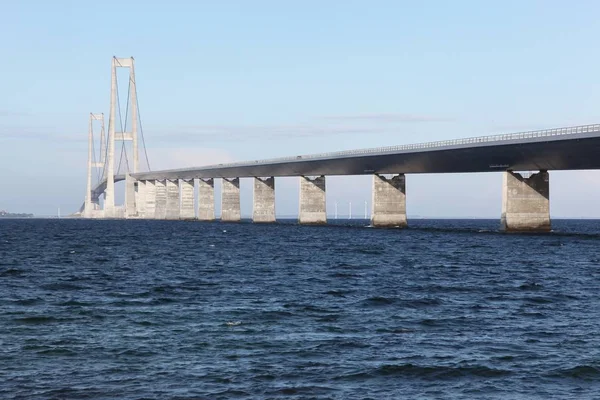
[{"left": 1, "top": 1, "right": 600, "bottom": 217}]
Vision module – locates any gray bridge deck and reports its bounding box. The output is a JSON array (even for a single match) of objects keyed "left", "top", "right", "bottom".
[{"left": 91, "top": 124, "right": 600, "bottom": 198}]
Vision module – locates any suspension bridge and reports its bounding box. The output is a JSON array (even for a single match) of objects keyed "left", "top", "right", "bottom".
[{"left": 80, "top": 57, "right": 600, "bottom": 231}]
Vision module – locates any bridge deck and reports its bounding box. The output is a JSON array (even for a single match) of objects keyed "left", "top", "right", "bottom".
[{"left": 91, "top": 124, "right": 600, "bottom": 198}]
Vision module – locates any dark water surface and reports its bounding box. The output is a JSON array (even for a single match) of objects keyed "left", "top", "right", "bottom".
[{"left": 1, "top": 219, "right": 600, "bottom": 399}]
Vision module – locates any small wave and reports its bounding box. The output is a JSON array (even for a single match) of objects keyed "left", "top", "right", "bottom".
[
  {"left": 405, "top": 297, "right": 443, "bottom": 308},
  {"left": 419, "top": 318, "right": 439, "bottom": 326},
  {"left": 376, "top": 327, "right": 414, "bottom": 334},
  {"left": 523, "top": 296, "right": 554, "bottom": 304},
  {"left": 519, "top": 282, "right": 544, "bottom": 290},
  {"left": 37, "top": 348, "right": 77, "bottom": 356},
  {"left": 354, "top": 248, "right": 385, "bottom": 255},
  {"left": 14, "top": 316, "right": 62, "bottom": 324},
  {"left": 338, "top": 363, "right": 511, "bottom": 380},
  {"left": 549, "top": 365, "right": 600, "bottom": 380},
  {"left": 7, "top": 298, "right": 44, "bottom": 306},
  {"left": 330, "top": 272, "right": 362, "bottom": 279},
  {"left": 325, "top": 290, "right": 347, "bottom": 297},
  {"left": 41, "top": 282, "right": 86, "bottom": 291},
  {"left": 0, "top": 268, "right": 24, "bottom": 276},
  {"left": 116, "top": 349, "right": 158, "bottom": 357},
  {"left": 58, "top": 300, "right": 92, "bottom": 307},
  {"left": 362, "top": 296, "right": 395, "bottom": 306}
]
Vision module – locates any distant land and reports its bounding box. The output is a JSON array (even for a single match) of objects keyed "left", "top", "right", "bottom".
[{"left": 0, "top": 210, "right": 34, "bottom": 218}]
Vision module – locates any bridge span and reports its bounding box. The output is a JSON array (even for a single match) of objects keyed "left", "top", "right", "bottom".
[
  {"left": 82, "top": 56, "right": 600, "bottom": 231},
  {"left": 85, "top": 123, "right": 600, "bottom": 232}
]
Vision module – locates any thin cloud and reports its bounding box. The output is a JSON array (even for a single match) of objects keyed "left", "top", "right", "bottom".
[
  {"left": 321, "top": 113, "right": 454, "bottom": 123},
  {"left": 148, "top": 124, "right": 392, "bottom": 143},
  {"left": 0, "top": 110, "right": 30, "bottom": 117},
  {"left": 0, "top": 127, "right": 83, "bottom": 142}
]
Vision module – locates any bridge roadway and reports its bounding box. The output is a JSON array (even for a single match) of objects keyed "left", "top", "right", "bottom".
[{"left": 92, "top": 123, "right": 600, "bottom": 198}]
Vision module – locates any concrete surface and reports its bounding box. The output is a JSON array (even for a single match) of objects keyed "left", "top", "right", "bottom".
[
  {"left": 221, "top": 178, "right": 241, "bottom": 222},
  {"left": 299, "top": 176, "right": 326, "bottom": 225},
  {"left": 155, "top": 180, "right": 167, "bottom": 220},
  {"left": 165, "top": 179, "right": 180, "bottom": 220},
  {"left": 180, "top": 179, "right": 195, "bottom": 220},
  {"left": 371, "top": 174, "right": 407, "bottom": 228},
  {"left": 253, "top": 177, "right": 276, "bottom": 223},
  {"left": 144, "top": 180, "right": 156, "bottom": 219},
  {"left": 198, "top": 178, "right": 215, "bottom": 221},
  {"left": 501, "top": 171, "right": 551, "bottom": 232}
]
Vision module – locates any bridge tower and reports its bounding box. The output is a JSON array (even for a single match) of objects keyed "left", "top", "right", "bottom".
[
  {"left": 104, "top": 56, "right": 139, "bottom": 217},
  {"left": 84, "top": 113, "right": 105, "bottom": 218}
]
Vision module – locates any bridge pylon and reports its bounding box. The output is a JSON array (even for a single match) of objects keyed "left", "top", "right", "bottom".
[
  {"left": 84, "top": 113, "right": 105, "bottom": 218},
  {"left": 104, "top": 56, "right": 139, "bottom": 218}
]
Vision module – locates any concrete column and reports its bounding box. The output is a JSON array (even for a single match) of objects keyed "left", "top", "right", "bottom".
[
  {"left": 180, "top": 179, "right": 195, "bottom": 220},
  {"left": 371, "top": 174, "right": 407, "bottom": 228},
  {"left": 144, "top": 180, "right": 156, "bottom": 219},
  {"left": 299, "top": 176, "right": 326, "bottom": 225},
  {"left": 155, "top": 180, "right": 167, "bottom": 219},
  {"left": 501, "top": 170, "right": 550, "bottom": 232},
  {"left": 253, "top": 177, "right": 276, "bottom": 223},
  {"left": 198, "top": 178, "right": 215, "bottom": 221},
  {"left": 125, "top": 174, "right": 136, "bottom": 218},
  {"left": 221, "top": 178, "right": 241, "bottom": 222},
  {"left": 165, "top": 179, "right": 180, "bottom": 220},
  {"left": 136, "top": 180, "right": 147, "bottom": 218}
]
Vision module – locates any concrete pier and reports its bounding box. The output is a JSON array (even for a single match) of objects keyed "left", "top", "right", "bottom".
[
  {"left": 144, "top": 180, "right": 156, "bottom": 219},
  {"left": 501, "top": 170, "right": 550, "bottom": 232},
  {"left": 299, "top": 175, "right": 326, "bottom": 225},
  {"left": 165, "top": 179, "right": 180, "bottom": 220},
  {"left": 136, "top": 180, "right": 147, "bottom": 218},
  {"left": 221, "top": 178, "right": 241, "bottom": 222},
  {"left": 198, "top": 178, "right": 215, "bottom": 221},
  {"left": 371, "top": 174, "right": 407, "bottom": 228},
  {"left": 253, "top": 177, "right": 276, "bottom": 223},
  {"left": 155, "top": 180, "right": 167, "bottom": 220},
  {"left": 125, "top": 174, "right": 136, "bottom": 218},
  {"left": 180, "top": 179, "right": 195, "bottom": 220}
]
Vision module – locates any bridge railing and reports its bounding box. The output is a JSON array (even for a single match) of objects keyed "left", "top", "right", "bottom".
[{"left": 194, "top": 123, "right": 600, "bottom": 170}]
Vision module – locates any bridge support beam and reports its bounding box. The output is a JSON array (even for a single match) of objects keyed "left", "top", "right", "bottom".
[
  {"left": 165, "top": 179, "right": 180, "bottom": 220},
  {"left": 501, "top": 170, "right": 550, "bottom": 232},
  {"left": 135, "top": 180, "right": 146, "bottom": 218},
  {"left": 155, "top": 180, "right": 167, "bottom": 219},
  {"left": 221, "top": 178, "right": 241, "bottom": 222},
  {"left": 198, "top": 178, "right": 215, "bottom": 221},
  {"left": 371, "top": 174, "right": 407, "bottom": 228},
  {"left": 253, "top": 177, "right": 276, "bottom": 223},
  {"left": 180, "top": 179, "right": 195, "bottom": 220},
  {"left": 299, "top": 175, "right": 326, "bottom": 225}
]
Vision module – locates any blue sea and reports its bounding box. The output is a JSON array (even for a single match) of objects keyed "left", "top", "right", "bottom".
[{"left": 1, "top": 219, "right": 600, "bottom": 399}]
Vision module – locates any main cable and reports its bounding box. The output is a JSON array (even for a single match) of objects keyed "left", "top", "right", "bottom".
[{"left": 136, "top": 85, "right": 151, "bottom": 171}]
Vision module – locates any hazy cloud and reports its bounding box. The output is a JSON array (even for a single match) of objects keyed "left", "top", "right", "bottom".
[
  {"left": 147, "top": 124, "right": 392, "bottom": 144},
  {"left": 0, "top": 110, "right": 30, "bottom": 117},
  {"left": 146, "top": 147, "right": 236, "bottom": 169},
  {"left": 0, "top": 128, "right": 82, "bottom": 142},
  {"left": 321, "top": 113, "right": 454, "bottom": 123}
]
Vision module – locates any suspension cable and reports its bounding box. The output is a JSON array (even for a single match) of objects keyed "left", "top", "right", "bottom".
[
  {"left": 136, "top": 84, "right": 152, "bottom": 171},
  {"left": 90, "top": 124, "right": 100, "bottom": 183},
  {"left": 115, "top": 71, "right": 130, "bottom": 175}
]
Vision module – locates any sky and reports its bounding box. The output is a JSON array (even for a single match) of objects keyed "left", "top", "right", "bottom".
[{"left": 1, "top": 0, "right": 600, "bottom": 218}]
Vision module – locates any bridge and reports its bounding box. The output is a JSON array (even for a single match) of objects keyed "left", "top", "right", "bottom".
[{"left": 81, "top": 57, "right": 600, "bottom": 232}]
